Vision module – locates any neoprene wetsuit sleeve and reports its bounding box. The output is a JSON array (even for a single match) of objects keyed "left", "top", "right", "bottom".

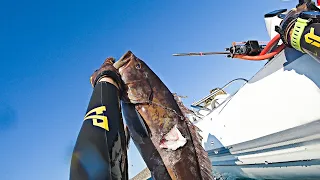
[{"left": 70, "top": 82, "right": 128, "bottom": 180}]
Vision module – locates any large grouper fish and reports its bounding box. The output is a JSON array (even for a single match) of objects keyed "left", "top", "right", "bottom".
[{"left": 113, "top": 51, "right": 214, "bottom": 180}]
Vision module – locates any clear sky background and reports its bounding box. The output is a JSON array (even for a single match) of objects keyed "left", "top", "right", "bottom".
[{"left": 1, "top": 0, "right": 298, "bottom": 179}]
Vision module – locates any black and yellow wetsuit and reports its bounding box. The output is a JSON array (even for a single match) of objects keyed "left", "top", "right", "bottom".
[
  {"left": 279, "top": 4, "right": 320, "bottom": 62},
  {"left": 69, "top": 82, "right": 128, "bottom": 180}
]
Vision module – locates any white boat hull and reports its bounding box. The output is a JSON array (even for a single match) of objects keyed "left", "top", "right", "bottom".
[{"left": 194, "top": 48, "right": 320, "bottom": 179}]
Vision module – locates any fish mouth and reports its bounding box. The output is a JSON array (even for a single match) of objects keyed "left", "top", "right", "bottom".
[{"left": 113, "top": 50, "right": 134, "bottom": 70}]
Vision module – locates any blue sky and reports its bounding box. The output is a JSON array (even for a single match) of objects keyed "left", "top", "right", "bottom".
[{"left": 1, "top": 0, "right": 297, "bottom": 179}]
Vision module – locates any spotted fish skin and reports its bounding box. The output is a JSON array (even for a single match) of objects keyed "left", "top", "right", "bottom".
[{"left": 114, "top": 51, "right": 214, "bottom": 180}]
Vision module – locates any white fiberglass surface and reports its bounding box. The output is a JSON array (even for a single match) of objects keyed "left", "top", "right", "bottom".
[{"left": 195, "top": 48, "right": 320, "bottom": 148}]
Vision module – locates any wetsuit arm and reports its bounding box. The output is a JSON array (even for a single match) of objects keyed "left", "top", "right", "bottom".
[
  {"left": 298, "top": 23, "right": 320, "bottom": 62},
  {"left": 70, "top": 80, "right": 127, "bottom": 180}
]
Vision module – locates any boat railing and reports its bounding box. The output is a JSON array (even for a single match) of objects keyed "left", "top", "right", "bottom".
[{"left": 191, "top": 78, "right": 248, "bottom": 109}]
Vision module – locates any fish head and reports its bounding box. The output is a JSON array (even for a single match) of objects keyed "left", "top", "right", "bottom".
[{"left": 114, "top": 51, "right": 152, "bottom": 104}]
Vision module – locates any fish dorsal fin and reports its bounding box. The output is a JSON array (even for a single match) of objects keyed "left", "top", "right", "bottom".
[
  {"left": 186, "top": 121, "right": 214, "bottom": 180},
  {"left": 173, "top": 94, "right": 214, "bottom": 180}
]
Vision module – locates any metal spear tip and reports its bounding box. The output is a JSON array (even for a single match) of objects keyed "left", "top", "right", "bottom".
[{"left": 172, "top": 53, "right": 185, "bottom": 56}]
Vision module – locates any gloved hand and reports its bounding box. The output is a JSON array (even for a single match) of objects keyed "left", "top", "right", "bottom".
[{"left": 90, "top": 57, "right": 123, "bottom": 91}]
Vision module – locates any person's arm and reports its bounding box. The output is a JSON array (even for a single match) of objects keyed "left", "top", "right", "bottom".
[
  {"left": 278, "top": 2, "right": 320, "bottom": 62},
  {"left": 70, "top": 62, "right": 128, "bottom": 180}
]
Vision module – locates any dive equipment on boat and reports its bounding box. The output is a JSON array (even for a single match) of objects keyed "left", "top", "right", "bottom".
[
  {"left": 172, "top": 39, "right": 284, "bottom": 61},
  {"left": 233, "top": 35, "right": 285, "bottom": 61}
]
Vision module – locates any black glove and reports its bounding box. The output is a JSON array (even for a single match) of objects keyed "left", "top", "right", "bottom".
[{"left": 90, "top": 57, "right": 123, "bottom": 92}]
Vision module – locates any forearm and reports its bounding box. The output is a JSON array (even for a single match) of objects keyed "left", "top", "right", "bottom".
[
  {"left": 70, "top": 78, "right": 127, "bottom": 180},
  {"left": 296, "top": 23, "right": 320, "bottom": 62}
]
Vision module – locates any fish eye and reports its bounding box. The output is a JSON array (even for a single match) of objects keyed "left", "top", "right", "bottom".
[{"left": 136, "top": 63, "right": 141, "bottom": 69}]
